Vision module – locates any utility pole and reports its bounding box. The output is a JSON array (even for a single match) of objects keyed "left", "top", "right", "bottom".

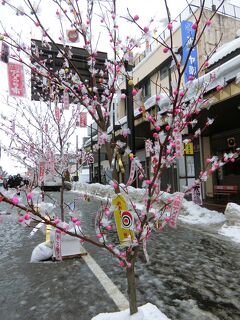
[
  {"left": 124, "top": 60, "right": 136, "bottom": 186},
  {"left": 98, "top": 146, "right": 101, "bottom": 184},
  {"left": 125, "top": 61, "right": 136, "bottom": 157}
]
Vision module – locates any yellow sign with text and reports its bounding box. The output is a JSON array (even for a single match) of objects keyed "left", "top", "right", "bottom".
[
  {"left": 112, "top": 195, "right": 135, "bottom": 246},
  {"left": 184, "top": 142, "right": 194, "bottom": 155}
]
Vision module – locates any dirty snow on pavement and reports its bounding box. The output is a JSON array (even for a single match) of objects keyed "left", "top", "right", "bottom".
[{"left": 72, "top": 182, "right": 240, "bottom": 244}]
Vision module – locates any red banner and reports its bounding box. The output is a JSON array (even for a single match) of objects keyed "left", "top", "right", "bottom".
[
  {"left": 174, "top": 132, "right": 183, "bottom": 158},
  {"left": 8, "top": 63, "right": 25, "bottom": 97},
  {"left": 55, "top": 107, "right": 61, "bottom": 122},
  {"left": 39, "top": 161, "right": 45, "bottom": 183},
  {"left": 79, "top": 112, "right": 87, "bottom": 128},
  {"left": 54, "top": 230, "right": 62, "bottom": 261},
  {"left": 126, "top": 161, "right": 136, "bottom": 187},
  {"left": 63, "top": 88, "right": 69, "bottom": 110},
  {"left": 169, "top": 192, "right": 184, "bottom": 228}
]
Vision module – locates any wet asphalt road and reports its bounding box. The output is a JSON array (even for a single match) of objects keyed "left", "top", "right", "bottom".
[{"left": 0, "top": 190, "right": 240, "bottom": 320}]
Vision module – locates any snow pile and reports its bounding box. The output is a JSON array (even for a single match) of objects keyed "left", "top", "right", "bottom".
[
  {"left": 224, "top": 202, "right": 240, "bottom": 225},
  {"left": 180, "top": 201, "right": 226, "bottom": 225},
  {"left": 218, "top": 225, "right": 240, "bottom": 243},
  {"left": 30, "top": 242, "right": 53, "bottom": 263},
  {"left": 208, "top": 37, "right": 240, "bottom": 66},
  {"left": 218, "top": 203, "right": 240, "bottom": 243},
  {"left": 92, "top": 303, "right": 170, "bottom": 320}
]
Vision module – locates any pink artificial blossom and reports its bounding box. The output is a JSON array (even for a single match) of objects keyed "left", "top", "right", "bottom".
[
  {"left": 216, "top": 85, "right": 223, "bottom": 92},
  {"left": 107, "top": 244, "right": 113, "bottom": 250},
  {"left": 12, "top": 196, "right": 19, "bottom": 205},
  {"left": 132, "top": 88, "right": 138, "bottom": 96},
  {"left": 155, "top": 126, "right": 161, "bottom": 131},
  {"left": 167, "top": 23, "right": 173, "bottom": 30},
  {"left": 104, "top": 208, "right": 110, "bottom": 216},
  {"left": 133, "top": 15, "right": 139, "bottom": 21},
  {"left": 24, "top": 213, "right": 30, "bottom": 220},
  {"left": 113, "top": 182, "right": 118, "bottom": 190},
  {"left": 54, "top": 218, "right": 60, "bottom": 225},
  {"left": 206, "top": 20, "right": 212, "bottom": 27},
  {"left": 179, "top": 91, "right": 185, "bottom": 97},
  {"left": 156, "top": 95, "right": 161, "bottom": 102},
  {"left": 143, "top": 26, "right": 149, "bottom": 33},
  {"left": 27, "top": 193, "right": 33, "bottom": 201},
  {"left": 72, "top": 217, "right": 78, "bottom": 223},
  {"left": 188, "top": 75, "right": 195, "bottom": 81},
  {"left": 192, "top": 23, "right": 198, "bottom": 30},
  {"left": 121, "top": 93, "right": 126, "bottom": 99},
  {"left": 153, "top": 132, "right": 158, "bottom": 139},
  {"left": 163, "top": 47, "right": 169, "bottom": 53},
  {"left": 96, "top": 233, "right": 103, "bottom": 238},
  {"left": 18, "top": 216, "right": 24, "bottom": 223},
  {"left": 119, "top": 261, "right": 125, "bottom": 267},
  {"left": 145, "top": 179, "right": 152, "bottom": 185},
  {"left": 106, "top": 225, "right": 112, "bottom": 230},
  {"left": 204, "top": 61, "right": 209, "bottom": 67},
  {"left": 75, "top": 220, "right": 81, "bottom": 226},
  {"left": 165, "top": 125, "right": 171, "bottom": 131}
]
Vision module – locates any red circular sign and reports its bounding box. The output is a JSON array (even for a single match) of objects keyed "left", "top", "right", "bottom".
[{"left": 67, "top": 29, "right": 79, "bottom": 43}]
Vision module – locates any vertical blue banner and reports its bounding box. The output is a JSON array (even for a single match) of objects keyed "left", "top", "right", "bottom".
[{"left": 181, "top": 20, "right": 199, "bottom": 83}]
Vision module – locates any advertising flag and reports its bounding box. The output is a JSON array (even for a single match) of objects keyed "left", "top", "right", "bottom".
[{"left": 181, "top": 20, "right": 199, "bottom": 83}]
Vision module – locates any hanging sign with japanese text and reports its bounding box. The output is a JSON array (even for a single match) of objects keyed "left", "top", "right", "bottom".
[
  {"left": 63, "top": 88, "right": 70, "bottom": 110},
  {"left": 181, "top": 20, "right": 199, "bottom": 83},
  {"left": 174, "top": 132, "right": 183, "bottom": 158},
  {"left": 38, "top": 160, "right": 45, "bottom": 184},
  {"left": 8, "top": 63, "right": 25, "bottom": 97},
  {"left": 79, "top": 112, "right": 87, "bottom": 128},
  {"left": 55, "top": 107, "right": 61, "bottom": 122}
]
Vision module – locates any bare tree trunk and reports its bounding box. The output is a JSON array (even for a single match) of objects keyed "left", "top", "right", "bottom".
[
  {"left": 126, "top": 248, "right": 138, "bottom": 315},
  {"left": 60, "top": 176, "right": 64, "bottom": 221}
]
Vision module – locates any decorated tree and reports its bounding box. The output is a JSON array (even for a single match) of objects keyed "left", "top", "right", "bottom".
[{"left": 0, "top": 0, "right": 239, "bottom": 316}]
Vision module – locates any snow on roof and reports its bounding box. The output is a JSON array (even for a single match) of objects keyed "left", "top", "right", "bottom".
[{"left": 208, "top": 36, "right": 240, "bottom": 66}]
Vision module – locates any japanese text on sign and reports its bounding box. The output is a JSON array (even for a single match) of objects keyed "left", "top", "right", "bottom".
[{"left": 8, "top": 63, "right": 25, "bottom": 97}]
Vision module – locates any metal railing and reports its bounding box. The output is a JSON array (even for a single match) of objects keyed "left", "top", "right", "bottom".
[{"left": 134, "top": 0, "right": 240, "bottom": 66}]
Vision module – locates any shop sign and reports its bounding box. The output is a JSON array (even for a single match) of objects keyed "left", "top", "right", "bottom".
[
  {"left": 181, "top": 20, "right": 199, "bottom": 83},
  {"left": 184, "top": 142, "right": 194, "bottom": 155}
]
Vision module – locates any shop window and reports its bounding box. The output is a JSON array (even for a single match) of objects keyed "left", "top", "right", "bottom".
[
  {"left": 160, "top": 66, "right": 169, "bottom": 80},
  {"left": 143, "top": 79, "right": 151, "bottom": 100}
]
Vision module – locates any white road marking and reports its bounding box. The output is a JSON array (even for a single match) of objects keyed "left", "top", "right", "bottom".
[{"left": 80, "top": 248, "right": 129, "bottom": 311}]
